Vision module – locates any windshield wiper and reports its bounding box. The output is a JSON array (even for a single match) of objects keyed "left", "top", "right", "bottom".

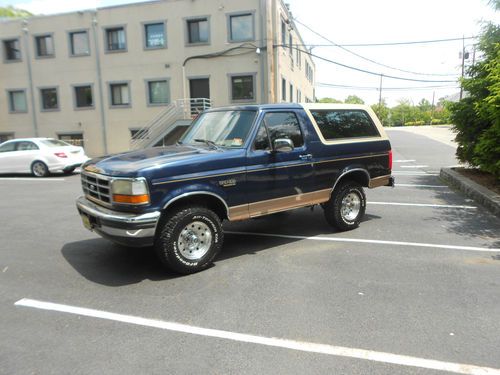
[{"left": 194, "top": 139, "right": 220, "bottom": 149}]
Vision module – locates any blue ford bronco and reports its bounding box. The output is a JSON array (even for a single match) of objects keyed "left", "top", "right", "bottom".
[{"left": 77, "top": 103, "right": 394, "bottom": 274}]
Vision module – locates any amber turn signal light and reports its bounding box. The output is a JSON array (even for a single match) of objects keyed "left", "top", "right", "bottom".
[{"left": 112, "top": 194, "right": 150, "bottom": 204}]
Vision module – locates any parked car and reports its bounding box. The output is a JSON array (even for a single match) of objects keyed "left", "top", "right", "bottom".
[
  {"left": 0, "top": 138, "right": 90, "bottom": 177},
  {"left": 77, "top": 103, "right": 394, "bottom": 274}
]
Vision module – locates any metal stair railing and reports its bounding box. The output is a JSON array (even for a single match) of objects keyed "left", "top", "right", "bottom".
[{"left": 130, "top": 98, "right": 211, "bottom": 150}]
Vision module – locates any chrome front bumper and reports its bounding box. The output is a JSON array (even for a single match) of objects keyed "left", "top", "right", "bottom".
[{"left": 76, "top": 196, "right": 161, "bottom": 247}]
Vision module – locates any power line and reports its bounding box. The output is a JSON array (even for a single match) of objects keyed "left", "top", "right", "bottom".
[
  {"left": 316, "top": 82, "right": 460, "bottom": 91},
  {"left": 293, "top": 18, "right": 459, "bottom": 77},
  {"left": 278, "top": 44, "right": 458, "bottom": 83},
  {"left": 292, "top": 36, "right": 477, "bottom": 48}
]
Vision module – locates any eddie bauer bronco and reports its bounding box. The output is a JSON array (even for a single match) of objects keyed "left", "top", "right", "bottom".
[{"left": 77, "top": 103, "right": 394, "bottom": 274}]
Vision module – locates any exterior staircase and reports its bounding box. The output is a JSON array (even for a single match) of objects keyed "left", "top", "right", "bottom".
[{"left": 130, "top": 98, "right": 211, "bottom": 150}]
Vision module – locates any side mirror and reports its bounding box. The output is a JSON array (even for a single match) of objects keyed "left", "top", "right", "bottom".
[{"left": 273, "top": 138, "right": 294, "bottom": 152}]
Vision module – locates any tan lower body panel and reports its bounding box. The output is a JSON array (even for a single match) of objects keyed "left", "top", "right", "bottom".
[
  {"left": 368, "top": 175, "right": 392, "bottom": 188},
  {"left": 228, "top": 189, "right": 331, "bottom": 221}
]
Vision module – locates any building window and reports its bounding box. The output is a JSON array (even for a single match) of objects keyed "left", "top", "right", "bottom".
[
  {"left": 3, "top": 39, "right": 21, "bottom": 61},
  {"left": 74, "top": 85, "right": 93, "bottom": 108},
  {"left": 281, "top": 20, "right": 286, "bottom": 47},
  {"left": 40, "top": 88, "right": 59, "bottom": 111},
  {"left": 109, "top": 82, "right": 130, "bottom": 107},
  {"left": 289, "top": 34, "right": 293, "bottom": 55},
  {"left": 8, "top": 90, "right": 27, "bottom": 113},
  {"left": 0, "top": 133, "right": 15, "bottom": 143},
  {"left": 105, "top": 27, "right": 126, "bottom": 52},
  {"left": 58, "top": 133, "right": 84, "bottom": 147},
  {"left": 144, "top": 22, "right": 166, "bottom": 49},
  {"left": 281, "top": 78, "right": 286, "bottom": 101},
  {"left": 69, "top": 31, "right": 90, "bottom": 56},
  {"left": 230, "top": 75, "right": 255, "bottom": 102},
  {"left": 228, "top": 13, "right": 254, "bottom": 42},
  {"left": 289, "top": 84, "right": 294, "bottom": 102},
  {"left": 35, "top": 34, "right": 54, "bottom": 58},
  {"left": 187, "top": 18, "right": 209, "bottom": 44},
  {"left": 147, "top": 80, "right": 170, "bottom": 105}
]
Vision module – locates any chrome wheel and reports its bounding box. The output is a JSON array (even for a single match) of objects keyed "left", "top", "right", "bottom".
[
  {"left": 341, "top": 192, "right": 361, "bottom": 221},
  {"left": 178, "top": 221, "right": 212, "bottom": 260},
  {"left": 32, "top": 161, "right": 48, "bottom": 177}
]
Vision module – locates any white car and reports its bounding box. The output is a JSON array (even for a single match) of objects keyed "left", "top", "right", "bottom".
[{"left": 0, "top": 138, "right": 90, "bottom": 177}]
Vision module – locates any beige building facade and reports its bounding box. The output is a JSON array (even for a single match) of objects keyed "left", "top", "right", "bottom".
[{"left": 0, "top": 0, "right": 315, "bottom": 156}]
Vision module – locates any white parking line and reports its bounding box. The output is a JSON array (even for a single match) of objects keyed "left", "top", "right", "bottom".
[
  {"left": 400, "top": 165, "right": 429, "bottom": 168},
  {"left": 370, "top": 202, "right": 476, "bottom": 209},
  {"left": 225, "top": 231, "right": 499, "bottom": 252},
  {"left": 394, "top": 160, "right": 416, "bottom": 163},
  {"left": 0, "top": 178, "right": 66, "bottom": 181},
  {"left": 396, "top": 184, "right": 448, "bottom": 188},
  {"left": 14, "top": 298, "right": 500, "bottom": 375},
  {"left": 393, "top": 172, "right": 439, "bottom": 176}
]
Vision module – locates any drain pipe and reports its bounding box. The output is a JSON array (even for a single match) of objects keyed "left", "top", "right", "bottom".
[
  {"left": 21, "top": 20, "right": 39, "bottom": 137},
  {"left": 91, "top": 12, "right": 109, "bottom": 154}
]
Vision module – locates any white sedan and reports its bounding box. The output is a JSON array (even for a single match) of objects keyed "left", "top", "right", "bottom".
[{"left": 0, "top": 138, "right": 90, "bottom": 177}]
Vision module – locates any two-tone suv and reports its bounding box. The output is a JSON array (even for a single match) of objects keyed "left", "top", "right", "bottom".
[{"left": 77, "top": 103, "right": 394, "bottom": 274}]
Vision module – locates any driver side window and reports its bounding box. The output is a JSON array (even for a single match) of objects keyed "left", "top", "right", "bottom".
[
  {"left": 263, "top": 112, "right": 304, "bottom": 148},
  {"left": 0, "top": 142, "right": 16, "bottom": 153}
]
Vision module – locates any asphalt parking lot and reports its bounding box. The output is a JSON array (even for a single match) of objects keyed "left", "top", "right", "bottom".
[{"left": 1, "top": 127, "right": 499, "bottom": 375}]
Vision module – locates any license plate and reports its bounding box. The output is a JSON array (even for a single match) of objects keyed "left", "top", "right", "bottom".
[{"left": 81, "top": 214, "right": 93, "bottom": 230}]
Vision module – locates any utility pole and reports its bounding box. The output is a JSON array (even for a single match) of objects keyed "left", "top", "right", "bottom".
[{"left": 459, "top": 35, "right": 465, "bottom": 100}]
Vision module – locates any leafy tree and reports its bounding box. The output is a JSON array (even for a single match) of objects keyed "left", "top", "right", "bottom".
[
  {"left": 0, "top": 6, "right": 33, "bottom": 18},
  {"left": 317, "top": 97, "right": 342, "bottom": 103},
  {"left": 371, "top": 99, "right": 389, "bottom": 126},
  {"left": 448, "top": 22, "right": 500, "bottom": 177},
  {"left": 344, "top": 95, "right": 365, "bottom": 104}
]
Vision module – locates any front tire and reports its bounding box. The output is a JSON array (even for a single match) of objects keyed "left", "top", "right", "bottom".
[
  {"left": 154, "top": 206, "right": 223, "bottom": 275},
  {"left": 323, "top": 180, "right": 366, "bottom": 231},
  {"left": 31, "top": 161, "right": 49, "bottom": 177}
]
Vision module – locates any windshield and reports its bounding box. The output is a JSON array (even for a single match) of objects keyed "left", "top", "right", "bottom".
[
  {"left": 181, "top": 110, "right": 257, "bottom": 148},
  {"left": 40, "top": 139, "right": 72, "bottom": 147}
]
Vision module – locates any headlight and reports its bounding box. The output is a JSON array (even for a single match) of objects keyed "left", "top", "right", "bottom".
[{"left": 111, "top": 179, "right": 150, "bottom": 205}]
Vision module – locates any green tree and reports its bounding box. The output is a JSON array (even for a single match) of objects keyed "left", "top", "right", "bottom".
[
  {"left": 0, "top": 6, "right": 33, "bottom": 18},
  {"left": 317, "top": 97, "right": 342, "bottom": 103},
  {"left": 371, "top": 99, "right": 389, "bottom": 126},
  {"left": 448, "top": 22, "right": 500, "bottom": 177},
  {"left": 390, "top": 98, "right": 417, "bottom": 126},
  {"left": 344, "top": 95, "right": 365, "bottom": 104}
]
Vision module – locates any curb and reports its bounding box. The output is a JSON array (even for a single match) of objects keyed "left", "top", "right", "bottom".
[{"left": 440, "top": 167, "right": 500, "bottom": 217}]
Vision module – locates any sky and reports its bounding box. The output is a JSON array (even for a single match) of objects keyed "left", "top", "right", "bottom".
[{"left": 2, "top": 0, "right": 499, "bottom": 106}]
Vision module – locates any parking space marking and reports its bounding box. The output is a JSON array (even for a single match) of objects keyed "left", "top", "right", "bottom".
[
  {"left": 0, "top": 178, "right": 66, "bottom": 181},
  {"left": 15, "top": 298, "right": 500, "bottom": 375},
  {"left": 370, "top": 202, "right": 476, "bottom": 209},
  {"left": 396, "top": 184, "right": 448, "bottom": 188},
  {"left": 400, "top": 165, "right": 429, "bottom": 168},
  {"left": 225, "top": 231, "right": 499, "bottom": 252},
  {"left": 392, "top": 172, "right": 439, "bottom": 176},
  {"left": 394, "top": 160, "right": 416, "bottom": 163}
]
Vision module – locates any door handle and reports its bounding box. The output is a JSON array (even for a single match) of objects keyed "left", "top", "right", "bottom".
[{"left": 299, "top": 154, "right": 313, "bottom": 161}]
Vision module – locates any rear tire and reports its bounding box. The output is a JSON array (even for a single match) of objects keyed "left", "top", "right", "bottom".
[
  {"left": 31, "top": 161, "right": 49, "bottom": 177},
  {"left": 154, "top": 206, "right": 223, "bottom": 275},
  {"left": 63, "top": 167, "right": 76, "bottom": 175},
  {"left": 323, "top": 180, "right": 366, "bottom": 231}
]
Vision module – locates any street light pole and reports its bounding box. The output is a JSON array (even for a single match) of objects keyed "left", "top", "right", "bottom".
[{"left": 459, "top": 35, "right": 465, "bottom": 100}]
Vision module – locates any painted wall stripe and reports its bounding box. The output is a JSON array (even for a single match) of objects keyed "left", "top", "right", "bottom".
[
  {"left": 370, "top": 201, "right": 476, "bottom": 209},
  {"left": 225, "top": 231, "right": 499, "bottom": 252},
  {"left": 15, "top": 298, "right": 500, "bottom": 375}
]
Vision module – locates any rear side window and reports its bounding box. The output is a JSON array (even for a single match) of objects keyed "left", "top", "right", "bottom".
[
  {"left": 310, "top": 110, "right": 380, "bottom": 140},
  {"left": 17, "top": 141, "right": 39, "bottom": 151}
]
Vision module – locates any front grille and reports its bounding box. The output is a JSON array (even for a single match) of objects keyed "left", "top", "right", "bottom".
[{"left": 81, "top": 172, "right": 111, "bottom": 206}]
